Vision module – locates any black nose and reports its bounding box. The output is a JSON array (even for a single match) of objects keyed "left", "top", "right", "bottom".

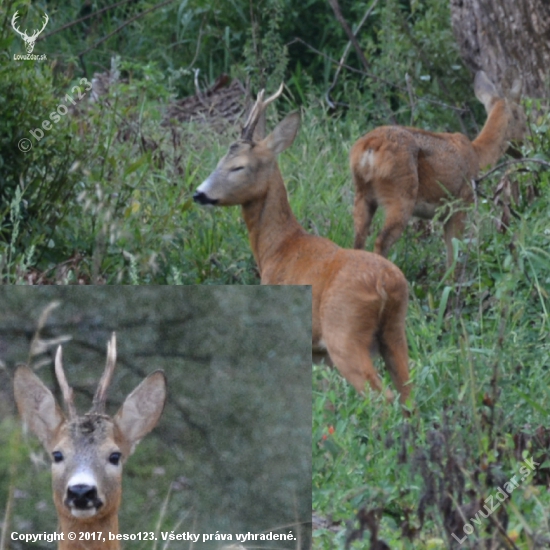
[
  {"left": 193, "top": 191, "right": 218, "bottom": 205},
  {"left": 67, "top": 484, "right": 99, "bottom": 509}
]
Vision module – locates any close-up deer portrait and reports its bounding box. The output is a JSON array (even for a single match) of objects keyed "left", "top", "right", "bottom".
[
  {"left": 3, "top": 289, "right": 311, "bottom": 549},
  {"left": 14, "top": 333, "right": 167, "bottom": 550}
]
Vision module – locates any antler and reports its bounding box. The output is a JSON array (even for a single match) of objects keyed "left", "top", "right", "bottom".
[
  {"left": 55, "top": 346, "right": 77, "bottom": 419},
  {"left": 11, "top": 11, "right": 48, "bottom": 39},
  {"left": 11, "top": 11, "right": 27, "bottom": 39},
  {"left": 241, "top": 83, "right": 285, "bottom": 142},
  {"left": 91, "top": 333, "right": 117, "bottom": 414},
  {"left": 32, "top": 12, "right": 49, "bottom": 39}
]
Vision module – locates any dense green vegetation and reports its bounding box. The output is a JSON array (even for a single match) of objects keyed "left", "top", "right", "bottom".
[
  {"left": 1, "top": 0, "right": 549, "bottom": 548},
  {"left": 1, "top": 0, "right": 484, "bottom": 282}
]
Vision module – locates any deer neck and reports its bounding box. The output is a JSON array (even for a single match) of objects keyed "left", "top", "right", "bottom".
[
  {"left": 241, "top": 166, "right": 303, "bottom": 276},
  {"left": 472, "top": 99, "right": 510, "bottom": 169},
  {"left": 58, "top": 512, "right": 120, "bottom": 550}
]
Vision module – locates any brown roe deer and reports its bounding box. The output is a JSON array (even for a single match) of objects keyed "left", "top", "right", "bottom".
[
  {"left": 193, "top": 85, "right": 410, "bottom": 405},
  {"left": 14, "top": 333, "right": 166, "bottom": 550},
  {"left": 351, "top": 69, "right": 526, "bottom": 267}
]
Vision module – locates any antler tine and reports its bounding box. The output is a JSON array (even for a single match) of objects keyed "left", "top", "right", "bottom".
[
  {"left": 91, "top": 333, "right": 117, "bottom": 414},
  {"left": 55, "top": 346, "right": 77, "bottom": 419},
  {"left": 241, "top": 89, "right": 265, "bottom": 141},
  {"left": 29, "top": 13, "right": 48, "bottom": 39},
  {"left": 11, "top": 12, "right": 25, "bottom": 38},
  {"left": 241, "top": 83, "right": 285, "bottom": 142},
  {"left": 261, "top": 82, "right": 285, "bottom": 110}
]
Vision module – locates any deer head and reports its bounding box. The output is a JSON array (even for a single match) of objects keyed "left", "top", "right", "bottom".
[
  {"left": 11, "top": 11, "right": 49, "bottom": 54},
  {"left": 473, "top": 67, "right": 526, "bottom": 144},
  {"left": 14, "top": 333, "right": 166, "bottom": 534},
  {"left": 193, "top": 83, "right": 302, "bottom": 206}
]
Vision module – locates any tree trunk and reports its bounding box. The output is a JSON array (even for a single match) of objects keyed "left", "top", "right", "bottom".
[{"left": 450, "top": 0, "right": 550, "bottom": 98}]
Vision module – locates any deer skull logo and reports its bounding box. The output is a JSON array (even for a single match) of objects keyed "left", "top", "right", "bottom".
[{"left": 11, "top": 11, "right": 49, "bottom": 54}]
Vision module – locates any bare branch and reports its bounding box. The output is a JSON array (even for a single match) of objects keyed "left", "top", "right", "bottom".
[
  {"left": 288, "top": 37, "right": 469, "bottom": 114},
  {"left": 475, "top": 157, "right": 550, "bottom": 184},
  {"left": 39, "top": 0, "right": 136, "bottom": 41},
  {"left": 78, "top": 0, "right": 176, "bottom": 58},
  {"left": 327, "top": 0, "right": 369, "bottom": 71},
  {"left": 28, "top": 301, "right": 72, "bottom": 365},
  {"left": 327, "top": 0, "right": 380, "bottom": 108}
]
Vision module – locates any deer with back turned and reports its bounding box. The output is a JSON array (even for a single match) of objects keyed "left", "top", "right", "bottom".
[
  {"left": 351, "top": 68, "right": 526, "bottom": 267},
  {"left": 14, "top": 333, "right": 166, "bottom": 550},
  {"left": 193, "top": 85, "right": 411, "bottom": 406}
]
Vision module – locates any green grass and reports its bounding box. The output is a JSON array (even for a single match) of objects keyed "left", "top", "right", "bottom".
[{"left": 312, "top": 173, "right": 550, "bottom": 547}]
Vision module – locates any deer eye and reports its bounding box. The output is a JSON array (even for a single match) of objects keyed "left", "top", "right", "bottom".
[
  {"left": 230, "top": 166, "right": 244, "bottom": 172},
  {"left": 109, "top": 452, "right": 122, "bottom": 466},
  {"left": 52, "top": 451, "right": 64, "bottom": 463}
]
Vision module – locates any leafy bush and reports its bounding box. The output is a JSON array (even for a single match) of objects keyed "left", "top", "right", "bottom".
[{"left": 0, "top": 16, "right": 87, "bottom": 280}]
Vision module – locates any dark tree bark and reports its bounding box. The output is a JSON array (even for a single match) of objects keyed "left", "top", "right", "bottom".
[{"left": 450, "top": 0, "right": 550, "bottom": 98}]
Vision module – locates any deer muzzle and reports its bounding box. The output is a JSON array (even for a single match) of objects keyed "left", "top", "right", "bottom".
[
  {"left": 64, "top": 473, "right": 104, "bottom": 517},
  {"left": 67, "top": 484, "right": 102, "bottom": 509},
  {"left": 193, "top": 190, "right": 218, "bottom": 205}
]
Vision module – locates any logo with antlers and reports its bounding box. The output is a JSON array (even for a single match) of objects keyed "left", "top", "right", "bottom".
[{"left": 11, "top": 11, "right": 49, "bottom": 54}]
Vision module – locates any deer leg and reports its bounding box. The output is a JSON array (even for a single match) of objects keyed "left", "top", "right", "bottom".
[
  {"left": 379, "top": 328, "right": 410, "bottom": 404},
  {"left": 374, "top": 199, "right": 414, "bottom": 258},
  {"left": 320, "top": 300, "right": 394, "bottom": 402},
  {"left": 351, "top": 161, "right": 377, "bottom": 251},
  {"left": 372, "top": 166, "right": 418, "bottom": 258},
  {"left": 326, "top": 337, "right": 393, "bottom": 401},
  {"left": 443, "top": 210, "right": 466, "bottom": 268},
  {"left": 353, "top": 193, "right": 377, "bottom": 250}
]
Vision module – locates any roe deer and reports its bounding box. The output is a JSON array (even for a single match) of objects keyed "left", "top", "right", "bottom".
[
  {"left": 351, "top": 68, "right": 526, "bottom": 267},
  {"left": 14, "top": 333, "right": 167, "bottom": 550},
  {"left": 193, "top": 85, "right": 410, "bottom": 405}
]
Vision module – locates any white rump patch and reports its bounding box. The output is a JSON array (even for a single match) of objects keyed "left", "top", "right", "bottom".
[{"left": 360, "top": 148, "right": 375, "bottom": 170}]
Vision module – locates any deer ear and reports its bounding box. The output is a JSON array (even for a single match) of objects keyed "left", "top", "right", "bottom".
[
  {"left": 14, "top": 366, "right": 65, "bottom": 451},
  {"left": 474, "top": 71, "right": 499, "bottom": 111},
  {"left": 502, "top": 67, "right": 522, "bottom": 101},
  {"left": 114, "top": 371, "right": 166, "bottom": 455},
  {"left": 263, "top": 111, "right": 301, "bottom": 155}
]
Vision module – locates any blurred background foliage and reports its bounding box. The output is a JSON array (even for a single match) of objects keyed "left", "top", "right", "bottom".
[{"left": 0, "top": 286, "right": 311, "bottom": 548}]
